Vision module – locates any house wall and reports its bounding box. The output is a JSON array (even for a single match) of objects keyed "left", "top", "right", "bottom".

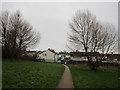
[
  {"left": 55, "top": 54, "right": 59, "bottom": 61},
  {"left": 71, "top": 56, "right": 88, "bottom": 61},
  {"left": 37, "top": 50, "right": 58, "bottom": 62}
]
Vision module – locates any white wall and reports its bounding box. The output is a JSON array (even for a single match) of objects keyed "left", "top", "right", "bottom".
[
  {"left": 71, "top": 56, "right": 88, "bottom": 61},
  {"left": 37, "top": 50, "right": 58, "bottom": 62}
]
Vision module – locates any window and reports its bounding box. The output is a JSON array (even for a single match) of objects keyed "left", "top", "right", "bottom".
[{"left": 44, "top": 53, "right": 47, "bottom": 56}]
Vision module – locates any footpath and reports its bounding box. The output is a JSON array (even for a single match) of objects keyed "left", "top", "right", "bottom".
[{"left": 56, "top": 64, "right": 74, "bottom": 89}]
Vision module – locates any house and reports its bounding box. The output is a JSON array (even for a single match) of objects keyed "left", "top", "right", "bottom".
[
  {"left": 36, "top": 48, "right": 58, "bottom": 62},
  {"left": 25, "top": 51, "right": 37, "bottom": 56},
  {"left": 67, "top": 51, "right": 120, "bottom": 65},
  {"left": 67, "top": 52, "right": 100, "bottom": 64},
  {"left": 21, "top": 51, "right": 38, "bottom": 61},
  {"left": 105, "top": 54, "right": 119, "bottom": 61},
  {"left": 101, "top": 54, "right": 120, "bottom": 63}
]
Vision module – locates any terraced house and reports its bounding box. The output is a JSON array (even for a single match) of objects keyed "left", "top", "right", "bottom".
[{"left": 37, "top": 48, "right": 59, "bottom": 62}]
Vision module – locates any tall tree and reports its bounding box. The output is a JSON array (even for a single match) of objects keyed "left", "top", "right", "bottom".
[
  {"left": 68, "top": 10, "right": 117, "bottom": 71},
  {"left": 0, "top": 11, "right": 40, "bottom": 59}
]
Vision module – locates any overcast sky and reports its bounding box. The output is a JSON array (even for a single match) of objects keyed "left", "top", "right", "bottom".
[{"left": 2, "top": 2, "right": 118, "bottom": 52}]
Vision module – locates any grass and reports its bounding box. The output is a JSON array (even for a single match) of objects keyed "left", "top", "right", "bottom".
[
  {"left": 68, "top": 65, "right": 118, "bottom": 88},
  {"left": 3, "top": 60, "right": 64, "bottom": 88}
]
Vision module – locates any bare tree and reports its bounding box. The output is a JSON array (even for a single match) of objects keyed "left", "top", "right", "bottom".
[
  {"left": 0, "top": 11, "right": 40, "bottom": 59},
  {"left": 0, "top": 11, "right": 11, "bottom": 58},
  {"left": 68, "top": 10, "right": 117, "bottom": 71},
  {"left": 0, "top": 11, "right": 9, "bottom": 47}
]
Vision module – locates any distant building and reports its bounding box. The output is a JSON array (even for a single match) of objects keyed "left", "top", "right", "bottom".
[
  {"left": 70, "top": 52, "right": 99, "bottom": 60},
  {"left": 37, "top": 48, "right": 58, "bottom": 62},
  {"left": 25, "top": 51, "right": 37, "bottom": 56},
  {"left": 20, "top": 51, "right": 38, "bottom": 61},
  {"left": 67, "top": 52, "right": 100, "bottom": 64},
  {"left": 67, "top": 51, "right": 120, "bottom": 64},
  {"left": 34, "top": 48, "right": 120, "bottom": 64},
  {"left": 58, "top": 52, "right": 70, "bottom": 63},
  {"left": 101, "top": 54, "right": 120, "bottom": 63}
]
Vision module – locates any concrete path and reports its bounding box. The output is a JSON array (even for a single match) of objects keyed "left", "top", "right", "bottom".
[{"left": 56, "top": 64, "right": 74, "bottom": 89}]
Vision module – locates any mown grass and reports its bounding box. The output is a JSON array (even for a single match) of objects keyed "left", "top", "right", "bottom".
[
  {"left": 3, "top": 60, "right": 64, "bottom": 88},
  {"left": 68, "top": 65, "right": 118, "bottom": 88}
]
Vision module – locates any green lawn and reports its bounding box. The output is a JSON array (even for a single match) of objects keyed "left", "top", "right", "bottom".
[
  {"left": 68, "top": 65, "right": 118, "bottom": 88},
  {"left": 3, "top": 60, "right": 64, "bottom": 88}
]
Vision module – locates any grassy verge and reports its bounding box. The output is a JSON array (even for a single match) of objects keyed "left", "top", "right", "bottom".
[
  {"left": 68, "top": 65, "right": 118, "bottom": 88},
  {"left": 3, "top": 60, "right": 64, "bottom": 88}
]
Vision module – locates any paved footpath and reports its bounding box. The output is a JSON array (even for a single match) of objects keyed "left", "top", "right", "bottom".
[{"left": 56, "top": 64, "right": 74, "bottom": 89}]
